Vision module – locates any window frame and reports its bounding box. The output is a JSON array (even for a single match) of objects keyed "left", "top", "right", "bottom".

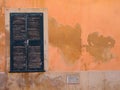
[{"left": 5, "top": 8, "right": 48, "bottom": 73}]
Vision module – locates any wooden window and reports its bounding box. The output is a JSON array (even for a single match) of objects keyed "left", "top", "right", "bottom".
[{"left": 10, "top": 13, "right": 45, "bottom": 72}]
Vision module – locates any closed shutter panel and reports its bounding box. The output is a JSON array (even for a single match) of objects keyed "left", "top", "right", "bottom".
[{"left": 10, "top": 13, "right": 45, "bottom": 72}]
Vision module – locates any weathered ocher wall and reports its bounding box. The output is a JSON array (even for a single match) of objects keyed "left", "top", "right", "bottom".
[
  {"left": 3, "top": 0, "right": 120, "bottom": 71},
  {"left": 0, "top": 0, "right": 120, "bottom": 90},
  {"left": 1, "top": 72, "right": 120, "bottom": 90}
]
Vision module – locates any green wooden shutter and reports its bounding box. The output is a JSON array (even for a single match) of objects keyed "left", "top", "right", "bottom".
[{"left": 10, "top": 13, "right": 45, "bottom": 72}]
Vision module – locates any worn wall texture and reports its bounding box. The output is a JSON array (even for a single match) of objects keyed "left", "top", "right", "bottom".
[{"left": 0, "top": 0, "right": 120, "bottom": 90}]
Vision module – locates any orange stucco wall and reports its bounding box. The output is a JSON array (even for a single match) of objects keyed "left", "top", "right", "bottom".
[{"left": 0, "top": 0, "right": 120, "bottom": 72}]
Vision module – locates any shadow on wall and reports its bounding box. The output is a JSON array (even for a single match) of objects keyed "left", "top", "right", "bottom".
[{"left": 49, "top": 18, "right": 82, "bottom": 64}]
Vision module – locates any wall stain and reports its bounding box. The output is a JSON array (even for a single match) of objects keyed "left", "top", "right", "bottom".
[
  {"left": 21, "top": 73, "right": 64, "bottom": 90},
  {"left": 39, "top": 75, "right": 65, "bottom": 90},
  {"left": 86, "top": 32, "right": 115, "bottom": 62},
  {"left": 49, "top": 18, "right": 82, "bottom": 65},
  {"left": 0, "top": 3, "right": 5, "bottom": 71},
  {"left": 22, "top": 73, "right": 30, "bottom": 90},
  {"left": 0, "top": 73, "right": 8, "bottom": 90}
]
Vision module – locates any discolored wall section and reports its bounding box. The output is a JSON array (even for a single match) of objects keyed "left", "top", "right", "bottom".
[
  {"left": 0, "top": 0, "right": 6, "bottom": 72},
  {"left": 3, "top": 0, "right": 120, "bottom": 71},
  {"left": 0, "top": 0, "right": 120, "bottom": 90},
  {"left": 1, "top": 72, "right": 120, "bottom": 90}
]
